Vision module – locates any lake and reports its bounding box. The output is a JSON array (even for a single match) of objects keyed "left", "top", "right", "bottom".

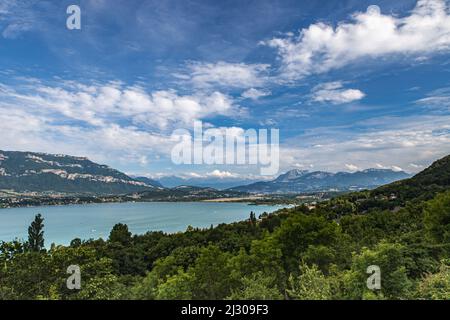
[{"left": 0, "top": 202, "right": 287, "bottom": 246}]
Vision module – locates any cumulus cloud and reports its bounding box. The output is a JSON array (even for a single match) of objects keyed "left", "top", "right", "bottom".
[
  {"left": 206, "top": 170, "right": 238, "bottom": 178},
  {"left": 145, "top": 170, "right": 268, "bottom": 182},
  {"left": 311, "top": 81, "right": 365, "bottom": 104},
  {"left": 345, "top": 164, "right": 359, "bottom": 171},
  {"left": 0, "top": 79, "right": 244, "bottom": 167},
  {"left": 1, "top": 81, "right": 238, "bottom": 130},
  {"left": 0, "top": 104, "right": 174, "bottom": 167},
  {"left": 265, "top": 0, "right": 450, "bottom": 79},
  {"left": 241, "top": 88, "right": 271, "bottom": 100},
  {"left": 185, "top": 61, "right": 269, "bottom": 88}
]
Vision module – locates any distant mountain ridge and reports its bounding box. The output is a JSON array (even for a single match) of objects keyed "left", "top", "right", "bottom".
[
  {"left": 0, "top": 150, "right": 414, "bottom": 196},
  {"left": 157, "top": 175, "right": 260, "bottom": 189},
  {"left": 0, "top": 150, "right": 160, "bottom": 195},
  {"left": 229, "top": 168, "right": 412, "bottom": 194},
  {"left": 132, "top": 176, "right": 164, "bottom": 188}
]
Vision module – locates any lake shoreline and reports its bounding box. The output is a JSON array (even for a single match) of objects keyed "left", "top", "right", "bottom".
[
  {"left": 0, "top": 197, "right": 281, "bottom": 210},
  {"left": 0, "top": 201, "right": 288, "bottom": 245}
]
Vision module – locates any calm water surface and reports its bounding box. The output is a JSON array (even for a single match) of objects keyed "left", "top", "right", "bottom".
[{"left": 0, "top": 202, "right": 286, "bottom": 246}]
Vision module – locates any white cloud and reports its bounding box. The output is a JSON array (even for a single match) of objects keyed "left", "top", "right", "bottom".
[
  {"left": 0, "top": 79, "right": 244, "bottom": 168},
  {"left": 311, "top": 81, "right": 365, "bottom": 104},
  {"left": 145, "top": 170, "right": 268, "bottom": 181},
  {"left": 415, "top": 87, "right": 450, "bottom": 111},
  {"left": 0, "top": 105, "right": 174, "bottom": 167},
  {"left": 241, "top": 88, "right": 271, "bottom": 100},
  {"left": 0, "top": 1, "right": 50, "bottom": 39},
  {"left": 375, "top": 163, "right": 404, "bottom": 172},
  {"left": 1, "top": 81, "right": 238, "bottom": 130},
  {"left": 185, "top": 61, "right": 269, "bottom": 88},
  {"left": 391, "top": 166, "right": 404, "bottom": 172},
  {"left": 293, "top": 163, "right": 314, "bottom": 169},
  {"left": 0, "top": 2, "right": 29, "bottom": 38},
  {"left": 265, "top": 0, "right": 450, "bottom": 79},
  {"left": 206, "top": 170, "right": 238, "bottom": 179},
  {"left": 345, "top": 164, "right": 359, "bottom": 171},
  {"left": 279, "top": 114, "right": 450, "bottom": 173}
]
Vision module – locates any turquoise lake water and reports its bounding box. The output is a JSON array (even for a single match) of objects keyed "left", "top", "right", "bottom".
[{"left": 0, "top": 202, "right": 286, "bottom": 246}]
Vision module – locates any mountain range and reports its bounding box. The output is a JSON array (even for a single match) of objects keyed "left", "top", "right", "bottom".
[
  {"left": 0, "top": 150, "right": 160, "bottom": 195},
  {"left": 157, "top": 175, "right": 260, "bottom": 189},
  {"left": 228, "top": 168, "right": 411, "bottom": 194},
  {"left": 0, "top": 150, "right": 412, "bottom": 195},
  {"left": 132, "top": 176, "right": 164, "bottom": 188}
]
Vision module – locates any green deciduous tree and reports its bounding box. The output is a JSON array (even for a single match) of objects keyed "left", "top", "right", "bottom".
[
  {"left": 287, "top": 263, "right": 332, "bottom": 300},
  {"left": 274, "top": 214, "right": 341, "bottom": 273},
  {"left": 416, "top": 260, "right": 450, "bottom": 300},
  {"left": 156, "top": 269, "right": 194, "bottom": 300},
  {"left": 190, "top": 245, "right": 234, "bottom": 299},
  {"left": 227, "top": 272, "right": 283, "bottom": 300},
  {"left": 340, "top": 242, "right": 413, "bottom": 300},
  {"left": 424, "top": 191, "right": 450, "bottom": 245}
]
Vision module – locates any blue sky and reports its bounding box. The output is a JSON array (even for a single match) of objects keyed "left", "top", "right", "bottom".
[{"left": 1, "top": 0, "right": 450, "bottom": 181}]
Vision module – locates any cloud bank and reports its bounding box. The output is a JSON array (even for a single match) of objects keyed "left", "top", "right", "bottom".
[{"left": 265, "top": 0, "right": 450, "bottom": 79}]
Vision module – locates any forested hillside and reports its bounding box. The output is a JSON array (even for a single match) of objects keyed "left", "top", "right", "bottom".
[
  {"left": 0, "top": 151, "right": 159, "bottom": 194},
  {"left": 0, "top": 155, "right": 449, "bottom": 300}
]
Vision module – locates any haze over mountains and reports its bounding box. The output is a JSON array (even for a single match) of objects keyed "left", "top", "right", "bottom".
[
  {"left": 132, "top": 176, "right": 164, "bottom": 189},
  {"left": 229, "top": 168, "right": 411, "bottom": 194},
  {"left": 0, "top": 150, "right": 412, "bottom": 195},
  {"left": 156, "top": 175, "right": 261, "bottom": 190}
]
